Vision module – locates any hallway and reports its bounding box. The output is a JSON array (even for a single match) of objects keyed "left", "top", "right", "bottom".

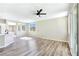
[{"left": 0, "top": 36, "right": 71, "bottom": 56}]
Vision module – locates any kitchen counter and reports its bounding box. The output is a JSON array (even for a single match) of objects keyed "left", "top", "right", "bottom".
[
  {"left": 0, "top": 32, "right": 15, "bottom": 48},
  {"left": 0, "top": 34, "right": 5, "bottom": 36},
  {"left": 0, "top": 34, "right": 5, "bottom": 48}
]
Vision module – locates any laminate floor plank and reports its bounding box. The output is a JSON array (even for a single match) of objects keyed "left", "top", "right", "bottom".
[{"left": 0, "top": 37, "right": 71, "bottom": 56}]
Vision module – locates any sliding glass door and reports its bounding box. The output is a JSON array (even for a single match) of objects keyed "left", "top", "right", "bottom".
[{"left": 70, "top": 4, "right": 77, "bottom": 56}]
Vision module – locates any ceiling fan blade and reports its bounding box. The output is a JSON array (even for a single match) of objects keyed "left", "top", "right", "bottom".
[
  {"left": 36, "top": 12, "right": 40, "bottom": 15},
  {"left": 40, "top": 13, "right": 46, "bottom": 15},
  {"left": 37, "top": 10, "right": 39, "bottom": 12},
  {"left": 39, "top": 9, "right": 43, "bottom": 12}
]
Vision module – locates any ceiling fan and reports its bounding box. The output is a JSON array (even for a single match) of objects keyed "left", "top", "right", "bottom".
[{"left": 36, "top": 9, "right": 46, "bottom": 17}]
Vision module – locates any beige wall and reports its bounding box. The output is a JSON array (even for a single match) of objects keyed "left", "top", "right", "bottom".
[{"left": 29, "top": 16, "right": 68, "bottom": 42}]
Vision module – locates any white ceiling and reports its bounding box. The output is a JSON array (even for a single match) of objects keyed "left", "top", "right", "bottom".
[{"left": 0, "top": 3, "right": 70, "bottom": 23}]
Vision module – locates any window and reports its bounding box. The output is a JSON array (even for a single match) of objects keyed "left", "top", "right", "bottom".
[
  {"left": 30, "top": 22, "right": 36, "bottom": 31},
  {"left": 18, "top": 26, "right": 20, "bottom": 31},
  {"left": 22, "top": 25, "right": 25, "bottom": 31}
]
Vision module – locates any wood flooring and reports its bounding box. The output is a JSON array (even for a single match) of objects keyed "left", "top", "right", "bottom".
[{"left": 0, "top": 37, "right": 71, "bottom": 56}]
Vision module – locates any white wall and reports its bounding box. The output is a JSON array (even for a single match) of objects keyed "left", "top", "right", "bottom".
[{"left": 29, "top": 16, "right": 68, "bottom": 42}]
